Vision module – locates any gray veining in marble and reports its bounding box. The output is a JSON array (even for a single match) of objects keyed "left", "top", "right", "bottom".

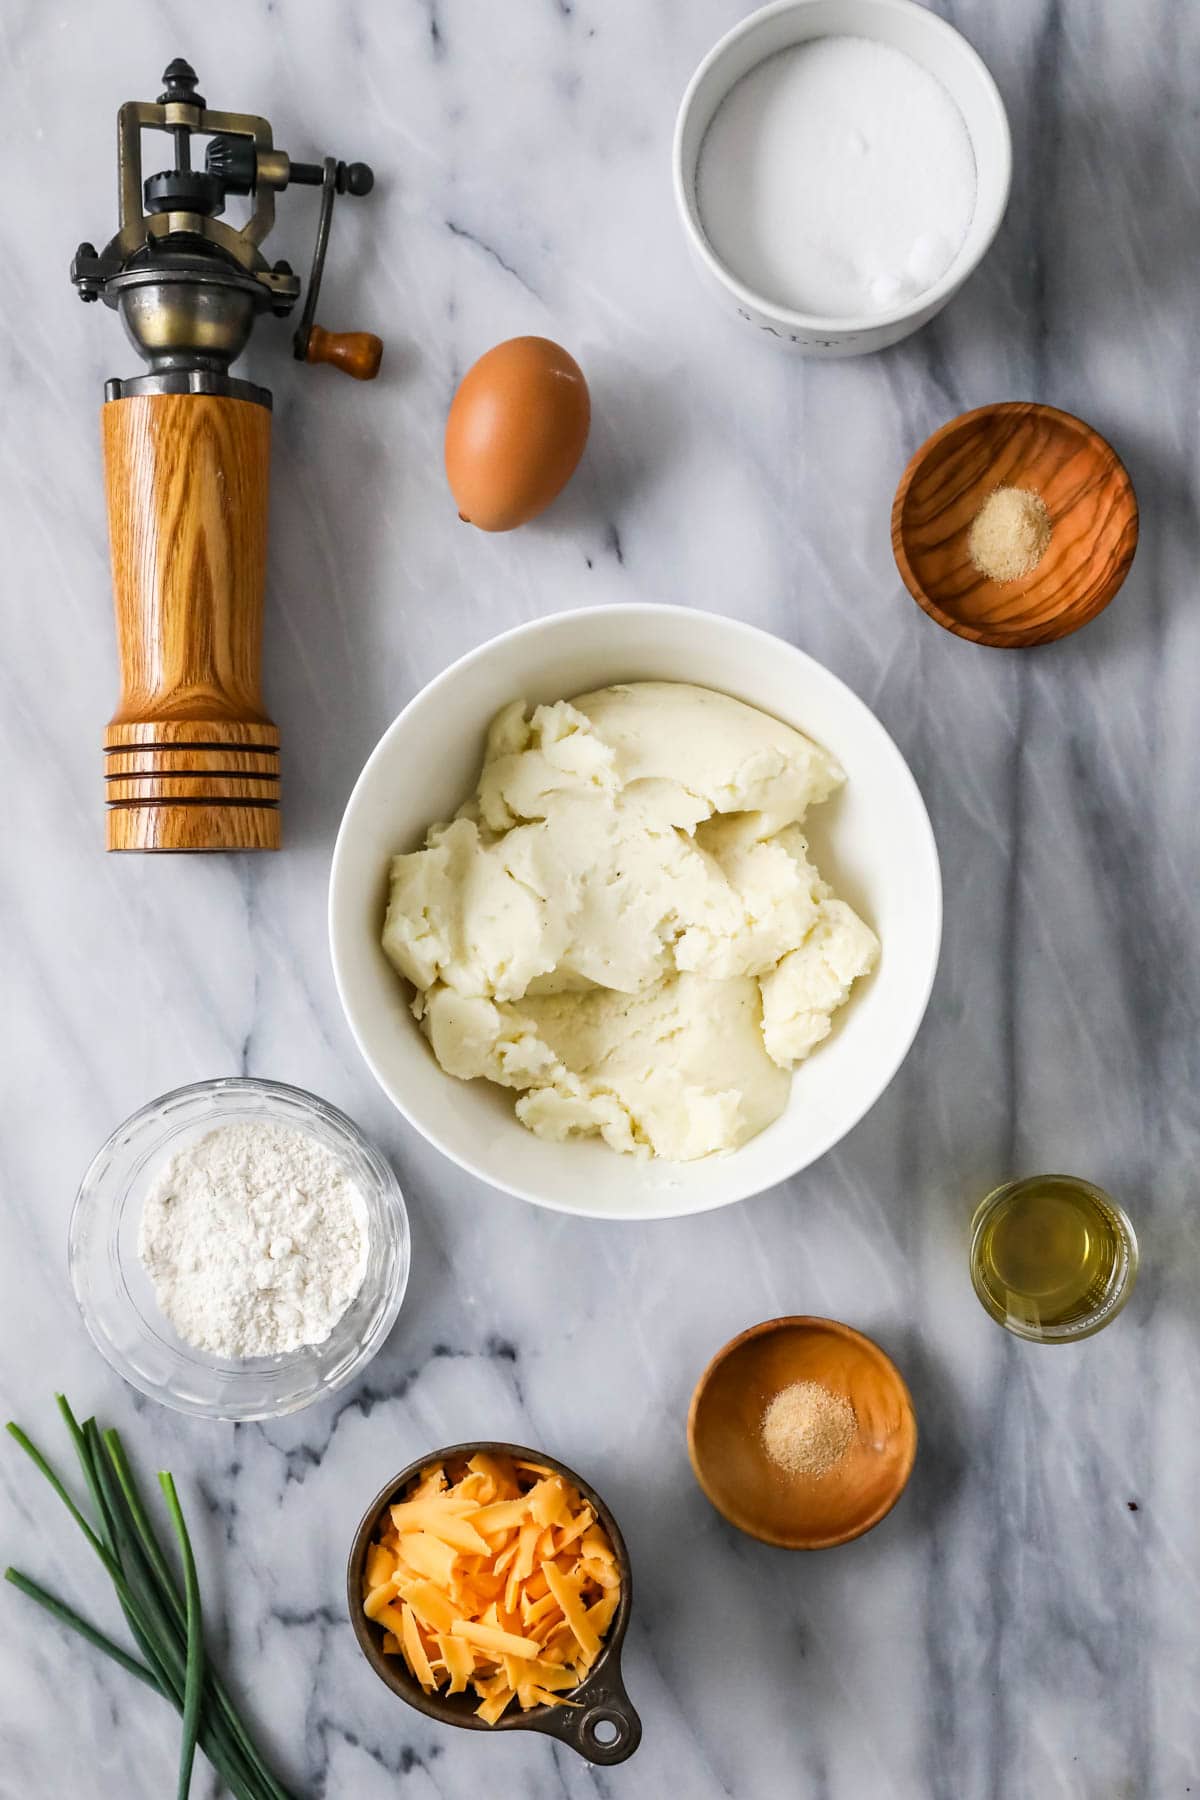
[{"left": 2, "top": 1, "right": 1198, "bottom": 1796}]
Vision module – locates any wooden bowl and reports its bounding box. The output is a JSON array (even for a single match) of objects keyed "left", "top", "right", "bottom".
[
  {"left": 687, "top": 1318, "right": 917, "bottom": 1549},
  {"left": 892, "top": 402, "right": 1138, "bottom": 648},
  {"left": 347, "top": 1441, "right": 641, "bottom": 1765}
]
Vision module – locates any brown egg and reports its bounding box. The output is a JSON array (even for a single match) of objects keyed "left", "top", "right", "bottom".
[{"left": 445, "top": 337, "right": 590, "bottom": 531}]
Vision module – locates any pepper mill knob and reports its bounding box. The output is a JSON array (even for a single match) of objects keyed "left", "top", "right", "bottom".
[
  {"left": 339, "top": 162, "right": 374, "bottom": 196},
  {"left": 158, "top": 58, "right": 205, "bottom": 108},
  {"left": 304, "top": 325, "right": 383, "bottom": 380}
]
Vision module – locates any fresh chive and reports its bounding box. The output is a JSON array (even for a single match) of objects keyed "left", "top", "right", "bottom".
[
  {"left": 6, "top": 1420, "right": 165, "bottom": 1680},
  {"left": 8, "top": 1566, "right": 262, "bottom": 1800},
  {"left": 90, "top": 1430, "right": 274, "bottom": 1800},
  {"left": 103, "top": 1430, "right": 287, "bottom": 1800},
  {"left": 4, "top": 1568, "right": 161, "bottom": 1689},
  {"left": 89, "top": 1427, "right": 188, "bottom": 1688},
  {"left": 7, "top": 1422, "right": 199, "bottom": 1762},
  {"left": 104, "top": 1428, "right": 185, "bottom": 1615},
  {"left": 99, "top": 1431, "right": 289, "bottom": 1800},
  {"left": 159, "top": 1474, "right": 204, "bottom": 1800},
  {"left": 5, "top": 1402, "right": 294, "bottom": 1800},
  {"left": 79, "top": 1419, "right": 192, "bottom": 1722},
  {"left": 5, "top": 1423, "right": 117, "bottom": 1573},
  {"left": 55, "top": 1398, "right": 115, "bottom": 1556}
]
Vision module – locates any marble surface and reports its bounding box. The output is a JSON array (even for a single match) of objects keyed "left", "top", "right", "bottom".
[{"left": 2, "top": 1, "right": 1197, "bottom": 1795}]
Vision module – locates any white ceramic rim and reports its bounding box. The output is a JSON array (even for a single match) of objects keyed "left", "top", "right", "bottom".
[
  {"left": 329, "top": 603, "right": 943, "bottom": 1219},
  {"left": 672, "top": 0, "right": 1013, "bottom": 337}
]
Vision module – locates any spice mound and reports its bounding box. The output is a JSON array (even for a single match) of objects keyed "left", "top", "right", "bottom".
[
  {"left": 967, "top": 485, "right": 1052, "bottom": 582},
  {"left": 137, "top": 1120, "right": 370, "bottom": 1359},
  {"left": 761, "top": 1380, "right": 857, "bottom": 1478},
  {"left": 363, "top": 1452, "right": 620, "bottom": 1724}
]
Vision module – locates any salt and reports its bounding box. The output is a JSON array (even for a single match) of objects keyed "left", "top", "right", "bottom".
[{"left": 696, "top": 36, "right": 977, "bottom": 320}]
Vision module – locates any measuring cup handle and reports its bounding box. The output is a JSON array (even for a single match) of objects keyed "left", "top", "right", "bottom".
[{"left": 531, "top": 1666, "right": 642, "bottom": 1765}]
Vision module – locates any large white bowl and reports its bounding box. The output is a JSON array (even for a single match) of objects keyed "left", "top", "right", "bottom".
[{"left": 329, "top": 606, "right": 941, "bottom": 1220}]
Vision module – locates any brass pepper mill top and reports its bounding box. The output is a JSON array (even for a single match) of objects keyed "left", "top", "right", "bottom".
[{"left": 72, "top": 56, "right": 383, "bottom": 397}]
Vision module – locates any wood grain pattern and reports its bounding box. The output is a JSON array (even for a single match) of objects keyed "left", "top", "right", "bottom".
[
  {"left": 104, "top": 775, "right": 281, "bottom": 803},
  {"left": 104, "top": 719, "right": 280, "bottom": 748},
  {"left": 106, "top": 802, "right": 281, "bottom": 854},
  {"left": 687, "top": 1316, "right": 917, "bottom": 1550},
  {"left": 891, "top": 402, "right": 1138, "bottom": 648},
  {"left": 104, "top": 746, "right": 280, "bottom": 777},
  {"left": 305, "top": 325, "right": 383, "bottom": 381},
  {"left": 101, "top": 392, "right": 281, "bottom": 852}
]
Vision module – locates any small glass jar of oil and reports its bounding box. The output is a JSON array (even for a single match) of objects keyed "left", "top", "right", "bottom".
[{"left": 969, "top": 1175, "right": 1138, "bottom": 1343}]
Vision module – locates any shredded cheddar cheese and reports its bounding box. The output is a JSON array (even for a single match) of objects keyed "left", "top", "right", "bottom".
[{"left": 362, "top": 1453, "right": 621, "bottom": 1724}]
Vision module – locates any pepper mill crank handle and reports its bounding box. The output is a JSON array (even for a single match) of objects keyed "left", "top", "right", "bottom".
[
  {"left": 304, "top": 325, "right": 383, "bottom": 379},
  {"left": 291, "top": 156, "right": 383, "bottom": 380}
]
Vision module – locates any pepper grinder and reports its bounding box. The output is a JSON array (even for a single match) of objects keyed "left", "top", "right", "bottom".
[{"left": 72, "top": 58, "right": 382, "bottom": 851}]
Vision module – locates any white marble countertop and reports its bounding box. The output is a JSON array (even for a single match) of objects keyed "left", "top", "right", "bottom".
[{"left": 3, "top": 2, "right": 1197, "bottom": 1796}]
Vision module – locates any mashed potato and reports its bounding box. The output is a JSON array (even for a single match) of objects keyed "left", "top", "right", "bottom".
[{"left": 382, "top": 682, "right": 878, "bottom": 1161}]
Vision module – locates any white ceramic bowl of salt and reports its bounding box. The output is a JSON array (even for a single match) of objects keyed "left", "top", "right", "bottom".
[
  {"left": 329, "top": 605, "right": 942, "bottom": 1221},
  {"left": 673, "top": 0, "right": 1011, "bottom": 356}
]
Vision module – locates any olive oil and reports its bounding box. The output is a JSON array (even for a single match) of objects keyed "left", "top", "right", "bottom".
[{"left": 970, "top": 1176, "right": 1138, "bottom": 1342}]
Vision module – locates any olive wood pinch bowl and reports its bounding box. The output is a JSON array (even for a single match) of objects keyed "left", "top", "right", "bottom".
[
  {"left": 688, "top": 1316, "right": 916, "bottom": 1550},
  {"left": 348, "top": 1440, "right": 641, "bottom": 1765},
  {"left": 892, "top": 401, "right": 1138, "bottom": 648}
]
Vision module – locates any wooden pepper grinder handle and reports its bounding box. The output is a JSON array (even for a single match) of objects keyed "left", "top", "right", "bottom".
[
  {"left": 101, "top": 391, "right": 280, "bottom": 852},
  {"left": 305, "top": 325, "right": 383, "bottom": 381}
]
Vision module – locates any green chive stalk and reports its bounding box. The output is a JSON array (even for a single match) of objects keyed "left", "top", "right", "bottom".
[
  {"left": 4, "top": 1399, "right": 295, "bottom": 1800},
  {"left": 160, "top": 1474, "right": 204, "bottom": 1800}
]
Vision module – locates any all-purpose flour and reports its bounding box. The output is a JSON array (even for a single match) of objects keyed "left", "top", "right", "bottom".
[
  {"left": 138, "top": 1121, "right": 370, "bottom": 1359},
  {"left": 697, "top": 36, "right": 977, "bottom": 319}
]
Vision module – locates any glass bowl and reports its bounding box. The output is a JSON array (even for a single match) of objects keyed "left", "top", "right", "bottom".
[
  {"left": 969, "top": 1174, "right": 1138, "bottom": 1344},
  {"left": 68, "top": 1078, "right": 410, "bottom": 1420}
]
